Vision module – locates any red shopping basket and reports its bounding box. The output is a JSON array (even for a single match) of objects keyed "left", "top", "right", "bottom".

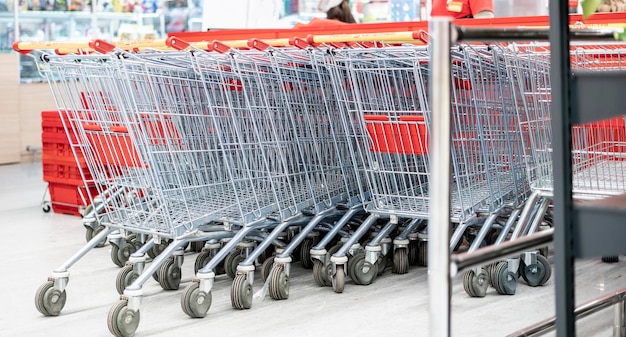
[{"left": 363, "top": 114, "right": 429, "bottom": 155}]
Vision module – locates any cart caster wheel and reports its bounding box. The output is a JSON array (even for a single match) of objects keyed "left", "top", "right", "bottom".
[
  {"left": 111, "top": 236, "right": 137, "bottom": 268},
  {"left": 224, "top": 249, "right": 244, "bottom": 279},
  {"left": 521, "top": 254, "right": 551, "bottom": 287},
  {"left": 485, "top": 228, "right": 500, "bottom": 246},
  {"left": 81, "top": 203, "right": 94, "bottom": 218},
  {"left": 116, "top": 265, "right": 139, "bottom": 295},
  {"left": 159, "top": 257, "right": 182, "bottom": 290},
  {"left": 148, "top": 241, "right": 169, "bottom": 259},
  {"left": 269, "top": 264, "right": 289, "bottom": 300},
  {"left": 492, "top": 261, "right": 517, "bottom": 295},
  {"left": 117, "top": 235, "right": 138, "bottom": 266},
  {"left": 299, "top": 237, "right": 315, "bottom": 269},
  {"left": 463, "top": 268, "right": 488, "bottom": 298},
  {"left": 392, "top": 248, "right": 409, "bottom": 274},
  {"left": 331, "top": 264, "right": 345, "bottom": 293},
  {"left": 539, "top": 246, "right": 549, "bottom": 258},
  {"left": 376, "top": 255, "right": 387, "bottom": 276},
  {"left": 110, "top": 244, "right": 124, "bottom": 268},
  {"left": 418, "top": 241, "right": 428, "bottom": 267},
  {"left": 231, "top": 274, "right": 252, "bottom": 310},
  {"left": 602, "top": 256, "right": 620, "bottom": 263},
  {"left": 409, "top": 241, "right": 419, "bottom": 265},
  {"left": 42, "top": 202, "right": 51, "bottom": 213},
  {"left": 190, "top": 241, "right": 205, "bottom": 253},
  {"left": 35, "top": 280, "right": 66, "bottom": 316},
  {"left": 486, "top": 261, "right": 502, "bottom": 287},
  {"left": 85, "top": 225, "right": 107, "bottom": 248},
  {"left": 194, "top": 251, "right": 212, "bottom": 274},
  {"left": 107, "top": 300, "right": 140, "bottom": 337},
  {"left": 312, "top": 260, "right": 331, "bottom": 287},
  {"left": 260, "top": 256, "right": 275, "bottom": 282},
  {"left": 181, "top": 281, "right": 211, "bottom": 318},
  {"left": 348, "top": 252, "right": 378, "bottom": 285}
]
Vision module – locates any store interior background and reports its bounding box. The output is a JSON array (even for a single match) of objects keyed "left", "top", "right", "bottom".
[{"left": 0, "top": 0, "right": 558, "bottom": 164}]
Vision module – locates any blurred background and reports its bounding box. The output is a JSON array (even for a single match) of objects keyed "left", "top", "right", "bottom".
[{"left": 0, "top": 0, "right": 565, "bottom": 81}]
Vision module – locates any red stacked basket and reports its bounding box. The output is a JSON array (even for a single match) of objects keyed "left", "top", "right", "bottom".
[{"left": 41, "top": 110, "right": 97, "bottom": 216}]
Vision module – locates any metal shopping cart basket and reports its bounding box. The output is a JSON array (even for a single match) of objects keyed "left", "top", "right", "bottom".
[
  {"left": 315, "top": 41, "right": 531, "bottom": 294},
  {"left": 503, "top": 41, "right": 626, "bottom": 270},
  {"left": 161, "top": 37, "right": 366, "bottom": 314}
]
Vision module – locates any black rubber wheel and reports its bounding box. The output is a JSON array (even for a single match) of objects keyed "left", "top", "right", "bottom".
[
  {"left": 35, "top": 280, "right": 66, "bottom": 316},
  {"left": 348, "top": 252, "right": 378, "bottom": 285},
  {"left": 194, "top": 251, "right": 212, "bottom": 274},
  {"left": 231, "top": 274, "right": 252, "bottom": 310},
  {"left": 537, "top": 254, "right": 552, "bottom": 286},
  {"left": 299, "top": 237, "right": 316, "bottom": 269},
  {"left": 409, "top": 241, "right": 419, "bottom": 265},
  {"left": 463, "top": 269, "right": 476, "bottom": 297},
  {"left": 158, "top": 257, "right": 182, "bottom": 290},
  {"left": 269, "top": 264, "right": 289, "bottom": 300},
  {"left": 42, "top": 202, "right": 51, "bottom": 213},
  {"left": 224, "top": 249, "right": 243, "bottom": 279},
  {"left": 493, "top": 261, "right": 517, "bottom": 295},
  {"left": 602, "top": 256, "right": 620, "bottom": 263},
  {"left": 85, "top": 225, "right": 108, "bottom": 248},
  {"left": 148, "top": 241, "right": 170, "bottom": 260},
  {"left": 181, "top": 281, "right": 211, "bottom": 318},
  {"left": 486, "top": 261, "right": 503, "bottom": 287},
  {"left": 115, "top": 265, "right": 138, "bottom": 295},
  {"left": 312, "top": 259, "right": 331, "bottom": 287},
  {"left": 116, "top": 235, "right": 138, "bottom": 267},
  {"left": 463, "top": 268, "right": 488, "bottom": 298},
  {"left": 392, "top": 248, "right": 409, "bottom": 274},
  {"left": 260, "top": 256, "right": 275, "bottom": 282},
  {"left": 486, "top": 228, "right": 500, "bottom": 246},
  {"left": 521, "top": 255, "right": 549, "bottom": 287},
  {"left": 332, "top": 264, "right": 345, "bottom": 294},
  {"left": 226, "top": 253, "right": 245, "bottom": 280},
  {"left": 110, "top": 244, "right": 124, "bottom": 268},
  {"left": 107, "top": 300, "right": 140, "bottom": 337},
  {"left": 418, "top": 241, "right": 428, "bottom": 267},
  {"left": 376, "top": 255, "right": 387, "bottom": 276},
  {"left": 190, "top": 241, "right": 205, "bottom": 253}
]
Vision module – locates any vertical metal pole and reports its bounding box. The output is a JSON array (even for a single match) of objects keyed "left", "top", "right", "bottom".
[
  {"left": 549, "top": 0, "right": 575, "bottom": 336},
  {"left": 613, "top": 300, "right": 626, "bottom": 337},
  {"left": 13, "top": 0, "right": 20, "bottom": 41},
  {"left": 91, "top": 0, "right": 99, "bottom": 38},
  {"left": 428, "top": 17, "right": 452, "bottom": 337}
]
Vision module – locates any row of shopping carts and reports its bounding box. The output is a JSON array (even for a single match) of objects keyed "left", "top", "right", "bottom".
[{"left": 18, "top": 32, "right": 626, "bottom": 336}]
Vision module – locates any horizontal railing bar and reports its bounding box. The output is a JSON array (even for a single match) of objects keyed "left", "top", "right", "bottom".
[
  {"left": 454, "top": 26, "right": 620, "bottom": 43},
  {"left": 450, "top": 228, "right": 554, "bottom": 277},
  {"left": 507, "top": 287, "right": 626, "bottom": 337}
]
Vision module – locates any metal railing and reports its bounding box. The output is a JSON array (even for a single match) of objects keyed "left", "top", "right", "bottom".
[{"left": 507, "top": 287, "right": 626, "bottom": 337}]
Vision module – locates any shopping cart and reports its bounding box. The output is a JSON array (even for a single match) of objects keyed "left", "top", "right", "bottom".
[
  {"left": 313, "top": 41, "right": 531, "bottom": 294},
  {"left": 31, "top": 44, "right": 249, "bottom": 311},
  {"left": 30, "top": 42, "right": 325, "bottom": 335},
  {"left": 503, "top": 41, "right": 626, "bottom": 275},
  {"left": 159, "top": 38, "right": 365, "bottom": 314}
]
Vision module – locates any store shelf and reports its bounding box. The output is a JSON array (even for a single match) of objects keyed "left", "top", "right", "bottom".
[
  {"left": 549, "top": 1, "right": 626, "bottom": 336},
  {"left": 571, "top": 70, "right": 626, "bottom": 124},
  {"left": 573, "top": 196, "right": 626, "bottom": 258},
  {"left": 0, "top": 10, "right": 164, "bottom": 81}
]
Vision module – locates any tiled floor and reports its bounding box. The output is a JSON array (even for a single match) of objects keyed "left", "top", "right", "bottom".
[{"left": 3, "top": 160, "right": 626, "bottom": 337}]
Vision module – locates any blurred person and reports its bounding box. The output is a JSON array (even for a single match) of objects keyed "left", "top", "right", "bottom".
[
  {"left": 596, "top": 0, "right": 626, "bottom": 12},
  {"left": 166, "top": 0, "right": 188, "bottom": 32},
  {"left": 293, "top": 0, "right": 356, "bottom": 28},
  {"left": 318, "top": 0, "right": 357, "bottom": 23},
  {"left": 431, "top": 0, "right": 494, "bottom": 19}
]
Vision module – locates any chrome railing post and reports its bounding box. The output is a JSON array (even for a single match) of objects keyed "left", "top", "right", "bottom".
[
  {"left": 613, "top": 299, "right": 626, "bottom": 337},
  {"left": 428, "top": 16, "right": 453, "bottom": 337}
]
